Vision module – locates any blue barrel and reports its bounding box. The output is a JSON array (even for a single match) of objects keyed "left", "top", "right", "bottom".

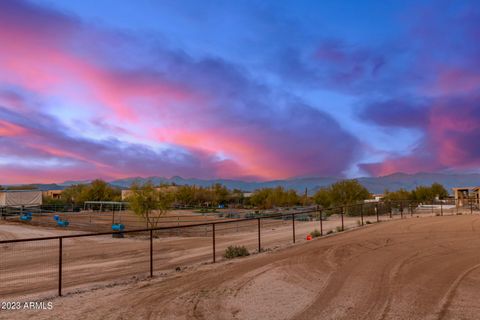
[
  {"left": 20, "top": 215, "right": 32, "bottom": 221},
  {"left": 112, "top": 223, "right": 125, "bottom": 231},
  {"left": 53, "top": 215, "right": 60, "bottom": 221},
  {"left": 57, "top": 220, "right": 69, "bottom": 227}
]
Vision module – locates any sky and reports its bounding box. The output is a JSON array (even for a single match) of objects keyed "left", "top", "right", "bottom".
[{"left": 1, "top": 0, "right": 480, "bottom": 184}]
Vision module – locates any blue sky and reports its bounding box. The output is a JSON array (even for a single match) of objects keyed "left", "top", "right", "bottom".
[{"left": 1, "top": 0, "right": 480, "bottom": 183}]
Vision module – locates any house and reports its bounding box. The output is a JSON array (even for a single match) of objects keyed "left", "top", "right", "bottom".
[
  {"left": 452, "top": 187, "right": 480, "bottom": 207},
  {"left": 364, "top": 194, "right": 384, "bottom": 203},
  {"left": 42, "top": 189, "right": 63, "bottom": 200}
]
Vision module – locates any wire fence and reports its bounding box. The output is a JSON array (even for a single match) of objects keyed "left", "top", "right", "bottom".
[{"left": 0, "top": 199, "right": 479, "bottom": 301}]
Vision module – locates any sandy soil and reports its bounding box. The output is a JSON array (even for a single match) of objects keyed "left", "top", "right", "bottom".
[
  {"left": 3, "top": 209, "right": 246, "bottom": 232},
  {"left": 0, "top": 214, "right": 365, "bottom": 299},
  {"left": 2, "top": 211, "right": 480, "bottom": 319}
]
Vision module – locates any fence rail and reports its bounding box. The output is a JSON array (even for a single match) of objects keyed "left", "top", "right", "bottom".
[{"left": 0, "top": 199, "right": 478, "bottom": 300}]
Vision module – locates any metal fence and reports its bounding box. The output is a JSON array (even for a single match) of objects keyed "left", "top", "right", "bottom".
[{"left": 0, "top": 199, "right": 478, "bottom": 301}]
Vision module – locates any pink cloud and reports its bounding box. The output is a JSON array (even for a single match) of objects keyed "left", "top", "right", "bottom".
[{"left": 0, "top": 1, "right": 359, "bottom": 183}]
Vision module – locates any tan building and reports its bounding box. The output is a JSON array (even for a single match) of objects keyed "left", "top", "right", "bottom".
[
  {"left": 452, "top": 187, "right": 480, "bottom": 207},
  {"left": 42, "top": 189, "right": 63, "bottom": 200}
]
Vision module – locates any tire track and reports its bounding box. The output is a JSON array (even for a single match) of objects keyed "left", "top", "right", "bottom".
[{"left": 434, "top": 262, "right": 480, "bottom": 320}]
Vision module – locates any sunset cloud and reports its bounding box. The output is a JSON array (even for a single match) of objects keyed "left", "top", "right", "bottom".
[{"left": 1, "top": 0, "right": 480, "bottom": 183}]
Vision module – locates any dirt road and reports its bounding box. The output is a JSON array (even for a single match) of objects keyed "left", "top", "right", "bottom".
[{"left": 3, "top": 214, "right": 480, "bottom": 319}]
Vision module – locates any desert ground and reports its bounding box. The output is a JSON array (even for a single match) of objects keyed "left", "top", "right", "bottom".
[
  {"left": 1, "top": 206, "right": 478, "bottom": 319},
  {"left": 1, "top": 210, "right": 369, "bottom": 299}
]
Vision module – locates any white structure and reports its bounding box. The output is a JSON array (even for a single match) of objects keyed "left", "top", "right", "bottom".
[{"left": 0, "top": 190, "right": 42, "bottom": 207}]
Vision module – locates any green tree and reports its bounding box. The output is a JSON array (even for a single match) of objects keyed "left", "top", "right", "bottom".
[
  {"left": 328, "top": 180, "right": 371, "bottom": 206},
  {"left": 61, "top": 184, "right": 88, "bottom": 205},
  {"left": 313, "top": 187, "right": 332, "bottom": 208},
  {"left": 84, "top": 179, "right": 121, "bottom": 202},
  {"left": 412, "top": 183, "right": 448, "bottom": 202},
  {"left": 175, "top": 185, "right": 196, "bottom": 206},
  {"left": 60, "top": 179, "right": 121, "bottom": 205},
  {"left": 431, "top": 182, "right": 448, "bottom": 200},
  {"left": 313, "top": 179, "right": 370, "bottom": 210},
  {"left": 212, "top": 183, "right": 229, "bottom": 206},
  {"left": 249, "top": 187, "right": 300, "bottom": 209},
  {"left": 127, "top": 182, "right": 174, "bottom": 228},
  {"left": 384, "top": 188, "right": 413, "bottom": 201}
]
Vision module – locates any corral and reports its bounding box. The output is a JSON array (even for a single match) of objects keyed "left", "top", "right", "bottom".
[{"left": 0, "top": 201, "right": 478, "bottom": 319}]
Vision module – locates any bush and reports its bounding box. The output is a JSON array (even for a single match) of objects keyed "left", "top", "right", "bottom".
[
  {"left": 336, "top": 226, "right": 343, "bottom": 232},
  {"left": 224, "top": 245, "right": 250, "bottom": 259},
  {"left": 310, "top": 229, "right": 322, "bottom": 238},
  {"left": 326, "top": 230, "right": 334, "bottom": 235},
  {"left": 365, "top": 220, "right": 372, "bottom": 224}
]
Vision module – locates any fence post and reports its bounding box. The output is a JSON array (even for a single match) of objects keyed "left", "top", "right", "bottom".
[
  {"left": 150, "top": 229, "right": 153, "bottom": 277},
  {"left": 400, "top": 202, "right": 403, "bottom": 219},
  {"left": 257, "top": 218, "right": 261, "bottom": 253},
  {"left": 319, "top": 207, "right": 323, "bottom": 236},
  {"left": 360, "top": 204, "right": 364, "bottom": 226},
  {"left": 58, "top": 237, "right": 63, "bottom": 297},
  {"left": 471, "top": 200, "right": 474, "bottom": 215},
  {"left": 212, "top": 223, "right": 216, "bottom": 263},
  {"left": 440, "top": 202, "right": 443, "bottom": 216},
  {"left": 389, "top": 202, "right": 392, "bottom": 219},
  {"left": 292, "top": 214, "right": 296, "bottom": 243},
  {"left": 375, "top": 204, "right": 379, "bottom": 222},
  {"left": 341, "top": 207, "right": 344, "bottom": 231}
]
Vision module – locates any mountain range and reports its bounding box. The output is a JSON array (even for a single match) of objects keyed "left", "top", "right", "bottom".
[{"left": 16, "top": 172, "right": 480, "bottom": 195}]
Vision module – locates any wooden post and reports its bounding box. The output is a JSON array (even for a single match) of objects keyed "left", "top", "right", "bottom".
[
  {"left": 292, "top": 214, "right": 296, "bottom": 243},
  {"left": 150, "top": 229, "right": 153, "bottom": 277},
  {"left": 319, "top": 207, "right": 323, "bottom": 236},
  {"left": 360, "top": 204, "right": 364, "bottom": 226},
  {"left": 257, "top": 218, "right": 261, "bottom": 253},
  {"left": 58, "top": 238, "right": 63, "bottom": 296},
  {"left": 212, "top": 223, "right": 216, "bottom": 263}
]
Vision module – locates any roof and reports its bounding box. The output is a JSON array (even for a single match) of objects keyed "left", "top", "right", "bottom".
[
  {"left": 0, "top": 190, "right": 41, "bottom": 193},
  {"left": 452, "top": 187, "right": 479, "bottom": 190}
]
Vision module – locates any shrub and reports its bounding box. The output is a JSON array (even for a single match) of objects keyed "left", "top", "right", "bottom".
[
  {"left": 365, "top": 220, "right": 372, "bottom": 224},
  {"left": 326, "top": 230, "right": 334, "bottom": 235},
  {"left": 336, "top": 226, "right": 343, "bottom": 232},
  {"left": 310, "top": 229, "right": 322, "bottom": 238},
  {"left": 224, "top": 245, "right": 250, "bottom": 259},
  {"left": 357, "top": 220, "right": 362, "bottom": 226}
]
